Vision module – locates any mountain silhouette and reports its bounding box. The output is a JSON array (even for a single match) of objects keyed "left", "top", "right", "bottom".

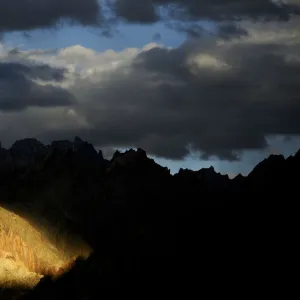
[{"left": 0, "top": 137, "right": 299, "bottom": 297}]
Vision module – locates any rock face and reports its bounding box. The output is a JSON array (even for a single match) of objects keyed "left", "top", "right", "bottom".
[
  {"left": 109, "top": 148, "right": 165, "bottom": 173},
  {"left": 10, "top": 139, "right": 47, "bottom": 165},
  {"left": 73, "top": 136, "right": 101, "bottom": 164},
  {"left": 0, "top": 137, "right": 299, "bottom": 296},
  {"left": 0, "top": 226, "right": 53, "bottom": 276},
  {"left": 42, "top": 137, "right": 105, "bottom": 168},
  {"left": 0, "top": 146, "right": 12, "bottom": 168},
  {"left": 0, "top": 207, "right": 82, "bottom": 279},
  {"left": 0, "top": 225, "right": 75, "bottom": 277},
  {"left": 50, "top": 140, "right": 73, "bottom": 153}
]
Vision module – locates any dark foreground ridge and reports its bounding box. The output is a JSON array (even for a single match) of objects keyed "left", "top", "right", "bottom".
[{"left": 0, "top": 137, "right": 299, "bottom": 296}]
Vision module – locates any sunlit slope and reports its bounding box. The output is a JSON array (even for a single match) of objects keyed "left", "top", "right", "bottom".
[{"left": 0, "top": 205, "right": 92, "bottom": 289}]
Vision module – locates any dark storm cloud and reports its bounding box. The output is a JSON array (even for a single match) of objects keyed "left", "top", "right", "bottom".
[
  {"left": 0, "top": 62, "right": 75, "bottom": 111},
  {"left": 113, "top": 0, "right": 159, "bottom": 23},
  {"left": 166, "top": 22, "right": 249, "bottom": 39},
  {"left": 0, "top": 0, "right": 101, "bottom": 32},
  {"left": 108, "top": 0, "right": 300, "bottom": 39},
  {"left": 1, "top": 0, "right": 299, "bottom": 40},
  {"left": 217, "top": 23, "right": 249, "bottom": 39},
  {"left": 111, "top": 0, "right": 300, "bottom": 23},
  {"left": 36, "top": 38, "right": 300, "bottom": 160},
  {"left": 165, "top": 22, "right": 212, "bottom": 38},
  {"left": 0, "top": 62, "right": 66, "bottom": 82}
]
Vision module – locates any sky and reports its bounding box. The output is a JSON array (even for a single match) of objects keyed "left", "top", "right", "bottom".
[{"left": 1, "top": 0, "right": 300, "bottom": 176}]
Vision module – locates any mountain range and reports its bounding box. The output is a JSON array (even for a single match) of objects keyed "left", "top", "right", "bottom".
[{"left": 0, "top": 136, "right": 299, "bottom": 298}]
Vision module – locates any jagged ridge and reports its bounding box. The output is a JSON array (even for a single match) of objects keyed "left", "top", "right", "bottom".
[{"left": 0, "top": 137, "right": 300, "bottom": 298}]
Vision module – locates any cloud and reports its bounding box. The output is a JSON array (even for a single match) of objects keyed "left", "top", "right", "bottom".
[
  {"left": 86, "top": 43, "right": 299, "bottom": 160},
  {"left": 107, "top": 0, "right": 300, "bottom": 39},
  {"left": 0, "top": 0, "right": 299, "bottom": 40},
  {"left": 0, "top": 51, "right": 75, "bottom": 111},
  {"left": 113, "top": 0, "right": 159, "bottom": 23},
  {"left": 217, "top": 23, "right": 249, "bottom": 39},
  {"left": 152, "top": 32, "right": 162, "bottom": 42},
  {"left": 0, "top": 106, "right": 89, "bottom": 147},
  {"left": 1, "top": 28, "right": 300, "bottom": 160},
  {"left": 111, "top": 0, "right": 300, "bottom": 23},
  {"left": 165, "top": 21, "right": 249, "bottom": 40},
  {"left": 0, "top": 0, "right": 101, "bottom": 32}
]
